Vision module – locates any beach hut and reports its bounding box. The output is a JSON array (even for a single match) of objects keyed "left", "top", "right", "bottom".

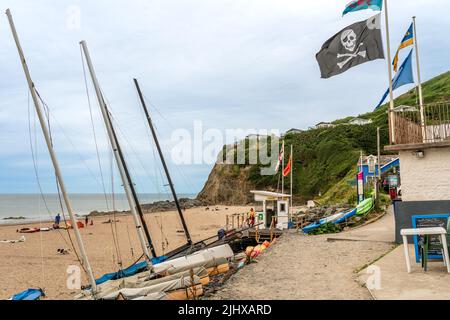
[{"left": 250, "top": 191, "right": 291, "bottom": 230}]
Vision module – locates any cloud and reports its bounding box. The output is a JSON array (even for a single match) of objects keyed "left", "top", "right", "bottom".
[{"left": 0, "top": 0, "right": 449, "bottom": 194}]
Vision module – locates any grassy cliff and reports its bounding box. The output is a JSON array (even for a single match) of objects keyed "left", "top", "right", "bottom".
[{"left": 197, "top": 71, "right": 450, "bottom": 205}]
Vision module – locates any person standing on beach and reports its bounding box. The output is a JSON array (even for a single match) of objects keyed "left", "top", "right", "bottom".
[
  {"left": 85, "top": 216, "right": 89, "bottom": 228},
  {"left": 249, "top": 208, "right": 256, "bottom": 227},
  {"left": 54, "top": 213, "right": 61, "bottom": 228}
]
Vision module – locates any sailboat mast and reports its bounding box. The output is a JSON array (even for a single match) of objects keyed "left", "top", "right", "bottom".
[
  {"left": 5, "top": 9, "right": 97, "bottom": 292},
  {"left": 133, "top": 79, "right": 192, "bottom": 245},
  {"left": 79, "top": 41, "right": 157, "bottom": 260}
]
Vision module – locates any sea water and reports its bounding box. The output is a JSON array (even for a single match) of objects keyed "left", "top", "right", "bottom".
[{"left": 0, "top": 193, "right": 196, "bottom": 224}]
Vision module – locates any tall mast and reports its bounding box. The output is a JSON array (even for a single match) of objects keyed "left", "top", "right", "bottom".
[
  {"left": 79, "top": 41, "right": 157, "bottom": 260},
  {"left": 5, "top": 9, "right": 97, "bottom": 293},
  {"left": 133, "top": 79, "right": 192, "bottom": 245}
]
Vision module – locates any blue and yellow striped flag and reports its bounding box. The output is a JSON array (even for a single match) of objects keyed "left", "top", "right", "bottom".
[{"left": 392, "top": 23, "right": 414, "bottom": 72}]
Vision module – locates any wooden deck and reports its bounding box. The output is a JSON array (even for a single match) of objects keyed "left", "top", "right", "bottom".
[{"left": 248, "top": 227, "right": 284, "bottom": 242}]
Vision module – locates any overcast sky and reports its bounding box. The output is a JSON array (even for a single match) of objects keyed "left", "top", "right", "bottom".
[{"left": 0, "top": 0, "right": 449, "bottom": 195}]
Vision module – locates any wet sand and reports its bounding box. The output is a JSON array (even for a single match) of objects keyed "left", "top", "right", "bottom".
[{"left": 0, "top": 205, "right": 250, "bottom": 300}]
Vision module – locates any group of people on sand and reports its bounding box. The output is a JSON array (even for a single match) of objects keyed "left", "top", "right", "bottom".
[{"left": 53, "top": 213, "right": 92, "bottom": 229}]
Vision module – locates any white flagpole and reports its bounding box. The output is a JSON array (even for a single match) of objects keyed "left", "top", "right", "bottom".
[
  {"left": 290, "top": 144, "right": 293, "bottom": 210},
  {"left": 384, "top": 0, "right": 396, "bottom": 144},
  {"left": 412, "top": 16, "right": 426, "bottom": 142},
  {"left": 281, "top": 140, "right": 285, "bottom": 195}
]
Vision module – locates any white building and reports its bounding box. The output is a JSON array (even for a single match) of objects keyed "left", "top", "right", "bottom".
[
  {"left": 348, "top": 117, "right": 373, "bottom": 126},
  {"left": 250, "top": 190, "right": 290, "bottom": 230},
  {"left": 315, "top": 122, "right": 335, "bottom": 129},
  {"left": 286, "top": 128, "right": 303, "bottom": 135}
]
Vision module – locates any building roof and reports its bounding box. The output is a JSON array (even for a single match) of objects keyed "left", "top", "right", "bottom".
[
  {"left": 348, "top": 117, "right": 373, "bottom": 124},
  {"left": 316, "top": 122, "right": 332, "bottom": 125},
  {"left": 358, "top": 155, "right": 399, "bottom": 166},
  {"left": 286, "top": 128, "right": 303, "bottom": 133},
  {"left": 250, "top": 190, "right": 291, "bottom": 199},
  {"left": 394, "top": 105, "right": 419, "bottom": 113}
]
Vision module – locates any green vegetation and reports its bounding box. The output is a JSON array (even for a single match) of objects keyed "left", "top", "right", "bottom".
[
  {"left": 248, "top": 71, "right": 450, "bottom": 205},
  {"left": 199, "top": 72, "right": 450, "bottom": 206},
  {"left": 308, "top": 222, "right": 342, "bottom": 235}
]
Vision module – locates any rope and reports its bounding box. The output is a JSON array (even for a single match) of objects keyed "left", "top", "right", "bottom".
[
  {"left": 140, "top": 93, "right": 198, "bottom": 194},
  {"left": 27, "top": 92, "right": 73, "bottom": 250},
  {"left": 80, "top": 44, "right": 123, "bottom": 268},
  {"left": 33, "top": 90, "right": 88, "bottom": 274},
  {"left": 31, "top": 93, "right": 46, "bottom": 294}
]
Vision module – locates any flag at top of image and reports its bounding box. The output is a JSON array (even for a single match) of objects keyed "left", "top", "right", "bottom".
[{"left": 343, "top": 0, "right": 383, "bottom": 16}]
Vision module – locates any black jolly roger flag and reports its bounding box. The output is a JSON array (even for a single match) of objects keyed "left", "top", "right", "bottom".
[{"left": 316, "top": 14, "right": 385, "bottom": 79}]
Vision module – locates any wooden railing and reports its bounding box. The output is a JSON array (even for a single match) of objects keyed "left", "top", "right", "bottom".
[
  {"left": 226, "top": 212, "right": 249, "bottom": 230},
  {"left": 393, "top": 112, "right": 423, "bottom": 145},
  {"left": 392, "top": 102, "right": 450, "bottom": 145}
]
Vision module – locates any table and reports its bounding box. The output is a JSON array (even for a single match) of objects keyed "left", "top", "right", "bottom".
[{"left": 400, "top": 227, "right": 450, "bottom": 273}]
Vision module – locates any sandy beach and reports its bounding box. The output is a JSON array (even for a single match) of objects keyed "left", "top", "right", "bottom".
[{"left": 0, "top": 205, "right": 250, "bottom": 300}]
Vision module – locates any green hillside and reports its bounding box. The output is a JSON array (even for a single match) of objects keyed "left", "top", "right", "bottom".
[{"left": 198, "top": 71, "right": 450, "bottom": 206}]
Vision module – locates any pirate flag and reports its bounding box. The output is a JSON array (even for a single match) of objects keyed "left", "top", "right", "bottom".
[{"left": 316, "top": 14, "right": 385, "bottom": 79}]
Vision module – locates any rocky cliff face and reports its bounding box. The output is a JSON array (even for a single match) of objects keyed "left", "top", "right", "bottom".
[
  {"left": 195, "top": 71, "right": 450, "bottom": 206},
  {"left": 197, "top": 164, "right": 256, "bottom": 205}
]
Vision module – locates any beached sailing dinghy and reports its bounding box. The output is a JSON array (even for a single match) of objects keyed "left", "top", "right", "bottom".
[
  {"left": 6, "top": 10, "right": 238, "bottom": 299},
  {"left": 302, "top": 208, "right": 357, "bottom": 233},
  {"left": 76, "top": 244, "right": 234, "bottom": 300},
  {"left": 302, "top": 197, "right": 374, "bottom": 234}
]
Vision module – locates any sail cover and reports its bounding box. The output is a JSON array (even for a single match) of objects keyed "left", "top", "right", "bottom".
[
  {"left": 95, "top": 256, "right": 167, "bottom": 285},
  {"left": 11, "top": 288, "right": 44, "bottom": 300}
]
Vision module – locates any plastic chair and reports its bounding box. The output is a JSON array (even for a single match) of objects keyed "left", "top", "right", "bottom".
[
  {"left": 420, "top": 219, "right": 450, "bottom": 271},
  {"left": 419, "top": 235, "right": 429, "bottom": 271}
]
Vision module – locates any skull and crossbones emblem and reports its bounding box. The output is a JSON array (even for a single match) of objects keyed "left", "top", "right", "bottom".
[{"left": 337, "top": 29, "right": 367, "bottom": 69}]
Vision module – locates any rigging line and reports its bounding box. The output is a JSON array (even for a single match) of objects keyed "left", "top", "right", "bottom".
[
  {"left": 108, "top": 110, "right": 156, "bottom": 184},
  {"left": 36, "top": 85, "right": 124, "bottom": 270},
  {"left": 142, "top": 93, "right": 177, "bottom": 131},
  {"left": 147, "top": 141, "right": 173, "bottom": 250},
  {"left": 80, "top": 45, "right": 123, "bottom": 267},
  {"left": 95, "top": 83, "right": 155, "bottom": 260},
  {"left": 109, "top": 112, "right": 165, "bottom": 197},
  {"left": 34, "top": 89, "right": 105, "bottom": 191},
  {"left": 110, "top": 150, "right": 124, "bottom": 265},
  {"left": 27, "top": 91, "right": 72, "bottom": 250},
  {"left": 111, "top": 122, "right": 174, "bottom": 255},
  {"left": 108, "top": 101, "right": 173, "bottom": 197},
  {"left": 101, "top": 91, "right": 167, "bottom": 195},
  {"left": 36, "top": 92, "right": 88, "bottom": 275},
  {"left": 134, "top": 90, "right": 168, "bottom": 196},
  {"left": 139, "top": 93, "right": 197, "bottom": 195},
  {"left": 80, "top": 45, "right": 110, "bottom": 212},
  {"left": 32, "top": 93, "right": 46, "bottom": 291},
  {"left": 108, "top": 148, "right": 123, "bottom": 268}
]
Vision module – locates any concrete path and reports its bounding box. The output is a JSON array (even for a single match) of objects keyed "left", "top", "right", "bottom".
[
  {"left": 210, "top": 233, "right": 394, "bottom": 300},
  {"left": 358, "top": 245, "right": 450, "bottom": 300},
  {"left": 327, "top": 206, "right": 395, "bottom": 243},
  {"left": 349, "top": 205, "right": 450, "bottom": 300},
  {"left": 211, "top": 204, "right": 450, "bottom": 300}
]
